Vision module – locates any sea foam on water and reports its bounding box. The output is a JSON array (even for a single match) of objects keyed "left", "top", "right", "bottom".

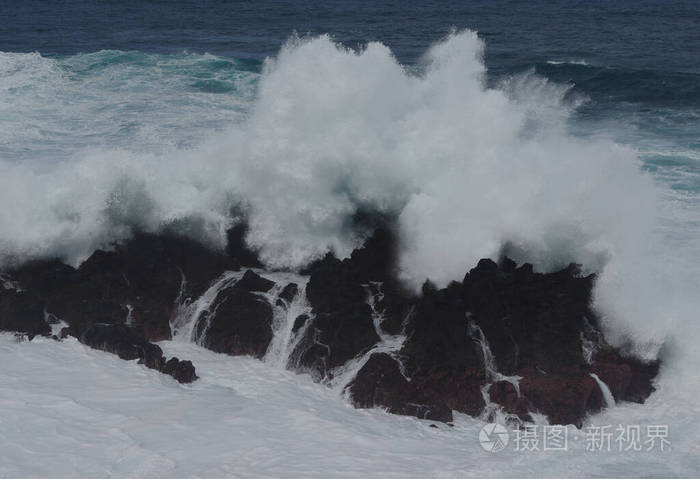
[{"left": 0, "top": 31, "right": 698, "bottom": 390}]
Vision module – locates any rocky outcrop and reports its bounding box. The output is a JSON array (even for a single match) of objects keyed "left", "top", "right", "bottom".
[
  {"left": 592, "top": 349, "right": 660, "bottom": 403},
  {"left": 200, "top": 279, "right": 274, "bottom": 358},
  {"left": 235, "top": 269, "right": 275, "bottom": 293},
  {"left": 278, "top": 283, "right": 298, "bottom": 303},
  {"left": 80, "top": 323, "right": 196, "bottom": 383},
  {"left": 0, "top": 287, "right": 51, "bottom": 339},
  {"left": 7, "top": 233, "right": 239, "bottom": 342},
  {"left": 344, "top": 254, "right": 659, "bottom": 426},
  {"left": 289, "top": 224, "right": 409, "bottom": 378},
  {"left": 488, "top": 380, "right": 530, "bottom": 420},
  {"left": 162, "top": 357, "right": 198, "bottom": 383},
  {"left": 0, "top": 222, "right": 660, "bottom": 426},
  {"left": 0, "top": 229, "right": 250, "bottom": 383},
  {"left": 348, "top": 353, "right": 453, "bottom": 422}
]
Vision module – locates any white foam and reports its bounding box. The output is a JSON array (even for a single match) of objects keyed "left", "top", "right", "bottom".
[
  {"left": 1, "top": 333, "right": 697, "bottom": 478},
  {"left": 546, "top": 59, "right": 589, "bottom": 66},
  {"left": 590, "top": 373, "right": 616, "bottom": 409},
  {"left": 0, "top": 31, "right": 698, "bottom": 384}
]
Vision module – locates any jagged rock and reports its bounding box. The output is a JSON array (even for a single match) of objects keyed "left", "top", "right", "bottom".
[
  {"left": 350, "top": 255, "right": 659, "bottom": 425},
  {"left": 462, "top": 259, "right": 594, "bottom": 375},
  {"left": 592, "top": 362, "right": 632, "bottom": 402},
  {"left": 519, "top": 367, "right": 603, "bottom": 427},
  {"left": 278, "top": 283, "right": 298, "bottom": 303},
  {"left": 370, "top": 280, "right": 415, "bottom": 336},
  {"left": 395, "top": 280, "right": 487, "bottom": 418},
  {"left": 408, "top": 366, "right": 486, "bottom": 417},
  {"left": 593, "top": 350, "right": 659, "bottom": 403},
  {"left": 348, "top": 353, "right": 453, "bottom": 422},
  {"left": 488, "top": 380, "right": 531, "bottom": 420},
  {"left": 305, "top": 254, "right": 367, "bottom": 313},
  {"left": 290, "top": 304, "right": 379, "bottom": 378},
  {"left": 80, "top": 324, "right": 197, "bottom": 383},
  {"left": 292, "top": 314, "right": 309, "bottom": 333},
  {"left": 0, "top": 224, "right": 660, "bottom": 428},
  {"left": 295, "top": 225, "right": 409, "bottom": 379},
  {"left": 162, "top": 357, "right": 179, "bottom": 376},
  {"left": 201, "top": 286, "right": 274, "bottom": 358},
  {"left": 401, "top": 281, "right": 483, "bottom": 375},
  {"left": 8, "top": 233, "right": 236, "bottom": 342},
  {"left": 80, "top": 324, "right": 165, "bottom": 365},
  {"left": 162, "top": 357, "right": 198, "bottom": 383},
  {"left": 0, "top": 288, "right": 51, "bottom": 338},
  {"left": 235, "top": 270, "right": 275, "bottom": 293}
]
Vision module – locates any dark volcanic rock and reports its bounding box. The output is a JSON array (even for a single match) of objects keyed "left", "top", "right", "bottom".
[
  {"left": 1, "top": 223, "right": 660, "bottom": 427},
  {"left": 1, "top": 233, "right": 232, "bottom": 383},
  {"left": 79, "top": 323, "right": 197, "bottom": 383},
  {"left": 348, "top": 255, "right": 659, "bottom": 426},
  {"left": 235, "top": 270, "right": 275, "bottom": 293},
  {"left": 305, "top": 253, "right": 367, "bottom": 313},
  {"left": 397, "top": 281, "right": 487, "bottom": 417},
  {"left": 162, "top": 357, "right": 198, "bottom": 383},
  {"left": 488, "top": 380, "right": 531, "bottom": 420},
  {"left": 201, "top": 286, "right": 274, "bottom": 358},
  {"left": 462, "top": 260, "right": 594, "bottom": 375},
  {"left": 294, "top": 225, "right": 411, "bottom": 379},
  {"left": 519, "top": 367, "right": 604, "bottom": 427},
  {"left": 278, "top": 283, "right": 298, "bottom": 303},
  {"left": 290, "top": 304, "right": 379, "bottom": 378},
  {"left": 348, "top": 353, "right": 453, "bottom": 422},
  {"left": 292, "top": 314, "right": 309, "bottom": 333},
  {"left": 408, "top": 366, "right": 486, "bottom": 417},
  {"left": 8, "top": 233, "right": 236, "bottom": 342},
  {"left": 0, "top": 287, "right": 51, "bottom": 338},
  {"left": 81, "top": 323, "right": 164, "bottom": 364},
  {"left": 402, "top": 281, "right": 482, "bottom": 374},
  {"left": 593, "top": 350, "right": 659, "bottom": 403}
]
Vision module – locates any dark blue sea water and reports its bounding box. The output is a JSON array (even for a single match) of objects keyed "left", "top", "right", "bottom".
[{"left": 3, "top": 0, "right": 699, "bottom": 184}]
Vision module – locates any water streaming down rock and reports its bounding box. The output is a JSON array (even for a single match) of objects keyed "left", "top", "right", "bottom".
[
  {"left": 170, "top": 273, "right": 411, "bottom": 403},
  {"left": 328, "top": 282, "right": 408, "bottom": 393},
  {"left": 0, "top": 226, "right": 660, "bottom": 426},
  {"left": 590, "top": 373, "right": 616, "bottom": 408},
  {"left": 261, "top": 272, "right": 313, "bottom": 367},
  {"left": 170, "top": 268, "right": 316, "bottom": 368},
  {"left": 170, "top": 270, "right": 246, "bottom": 344},
  {"left": 467, "top": 318, "right": 524, "bottom": 426},
  {"left": 581, "top": 316, "right": 603, "bottom": 365}
]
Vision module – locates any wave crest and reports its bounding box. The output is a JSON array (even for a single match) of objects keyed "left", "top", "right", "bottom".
[{"left": 1, "top": 31, "right": 682, "bottom": 369}]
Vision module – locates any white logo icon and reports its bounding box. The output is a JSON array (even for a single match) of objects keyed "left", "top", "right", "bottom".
[{"left": 479, "top": 423, "right": 510, "bottom": 452}]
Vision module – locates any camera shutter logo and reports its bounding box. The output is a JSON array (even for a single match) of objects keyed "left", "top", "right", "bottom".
[{"left": 479, "top": 423, "right": 510, "bottom": 452}]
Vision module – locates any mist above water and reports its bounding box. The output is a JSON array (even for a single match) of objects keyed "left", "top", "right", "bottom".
[{"left": 0, "top": 31, "right": 696, "bottom": 380}]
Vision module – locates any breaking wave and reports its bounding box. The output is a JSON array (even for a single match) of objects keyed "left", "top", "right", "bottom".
[{"left": 1, "top": 31, "right": 698, "bottom": 384}]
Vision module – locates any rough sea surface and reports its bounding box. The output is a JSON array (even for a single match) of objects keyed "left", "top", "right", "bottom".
[{"left": 1, "top": 1, "right": 699, "bottom": 477}]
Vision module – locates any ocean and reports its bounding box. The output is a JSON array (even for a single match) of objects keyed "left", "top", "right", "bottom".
[{"left": 1, "top": 1, "right": 699, "bottom": 477}]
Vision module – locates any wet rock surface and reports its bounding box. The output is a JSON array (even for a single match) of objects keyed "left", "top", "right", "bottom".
[
  {"left": 290, "top": 225, "right": 405, "bottom": 378},
  {"left": 341, "top": 230, "right": 658, "bottom": 426},
  {"left": 0, "top": 228, "right": 258, "bottom": 383},
  {"left": 0, "top": 223, "right": 659, "bottom": 426},
  {"left": 6, "top": 233, "right": 240, "bottom": 342},
  {"left": 0, "top": 287, "right": 51, "bottom": 339},
  {"left": 80, "top": 323, "right": 197, "bottom": 383},
  {"left": 201, "top": 283, "right": 274, "bottom": 359},
  {"left": 348, "top": 353, "right": 453, "bottom": 422}
]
